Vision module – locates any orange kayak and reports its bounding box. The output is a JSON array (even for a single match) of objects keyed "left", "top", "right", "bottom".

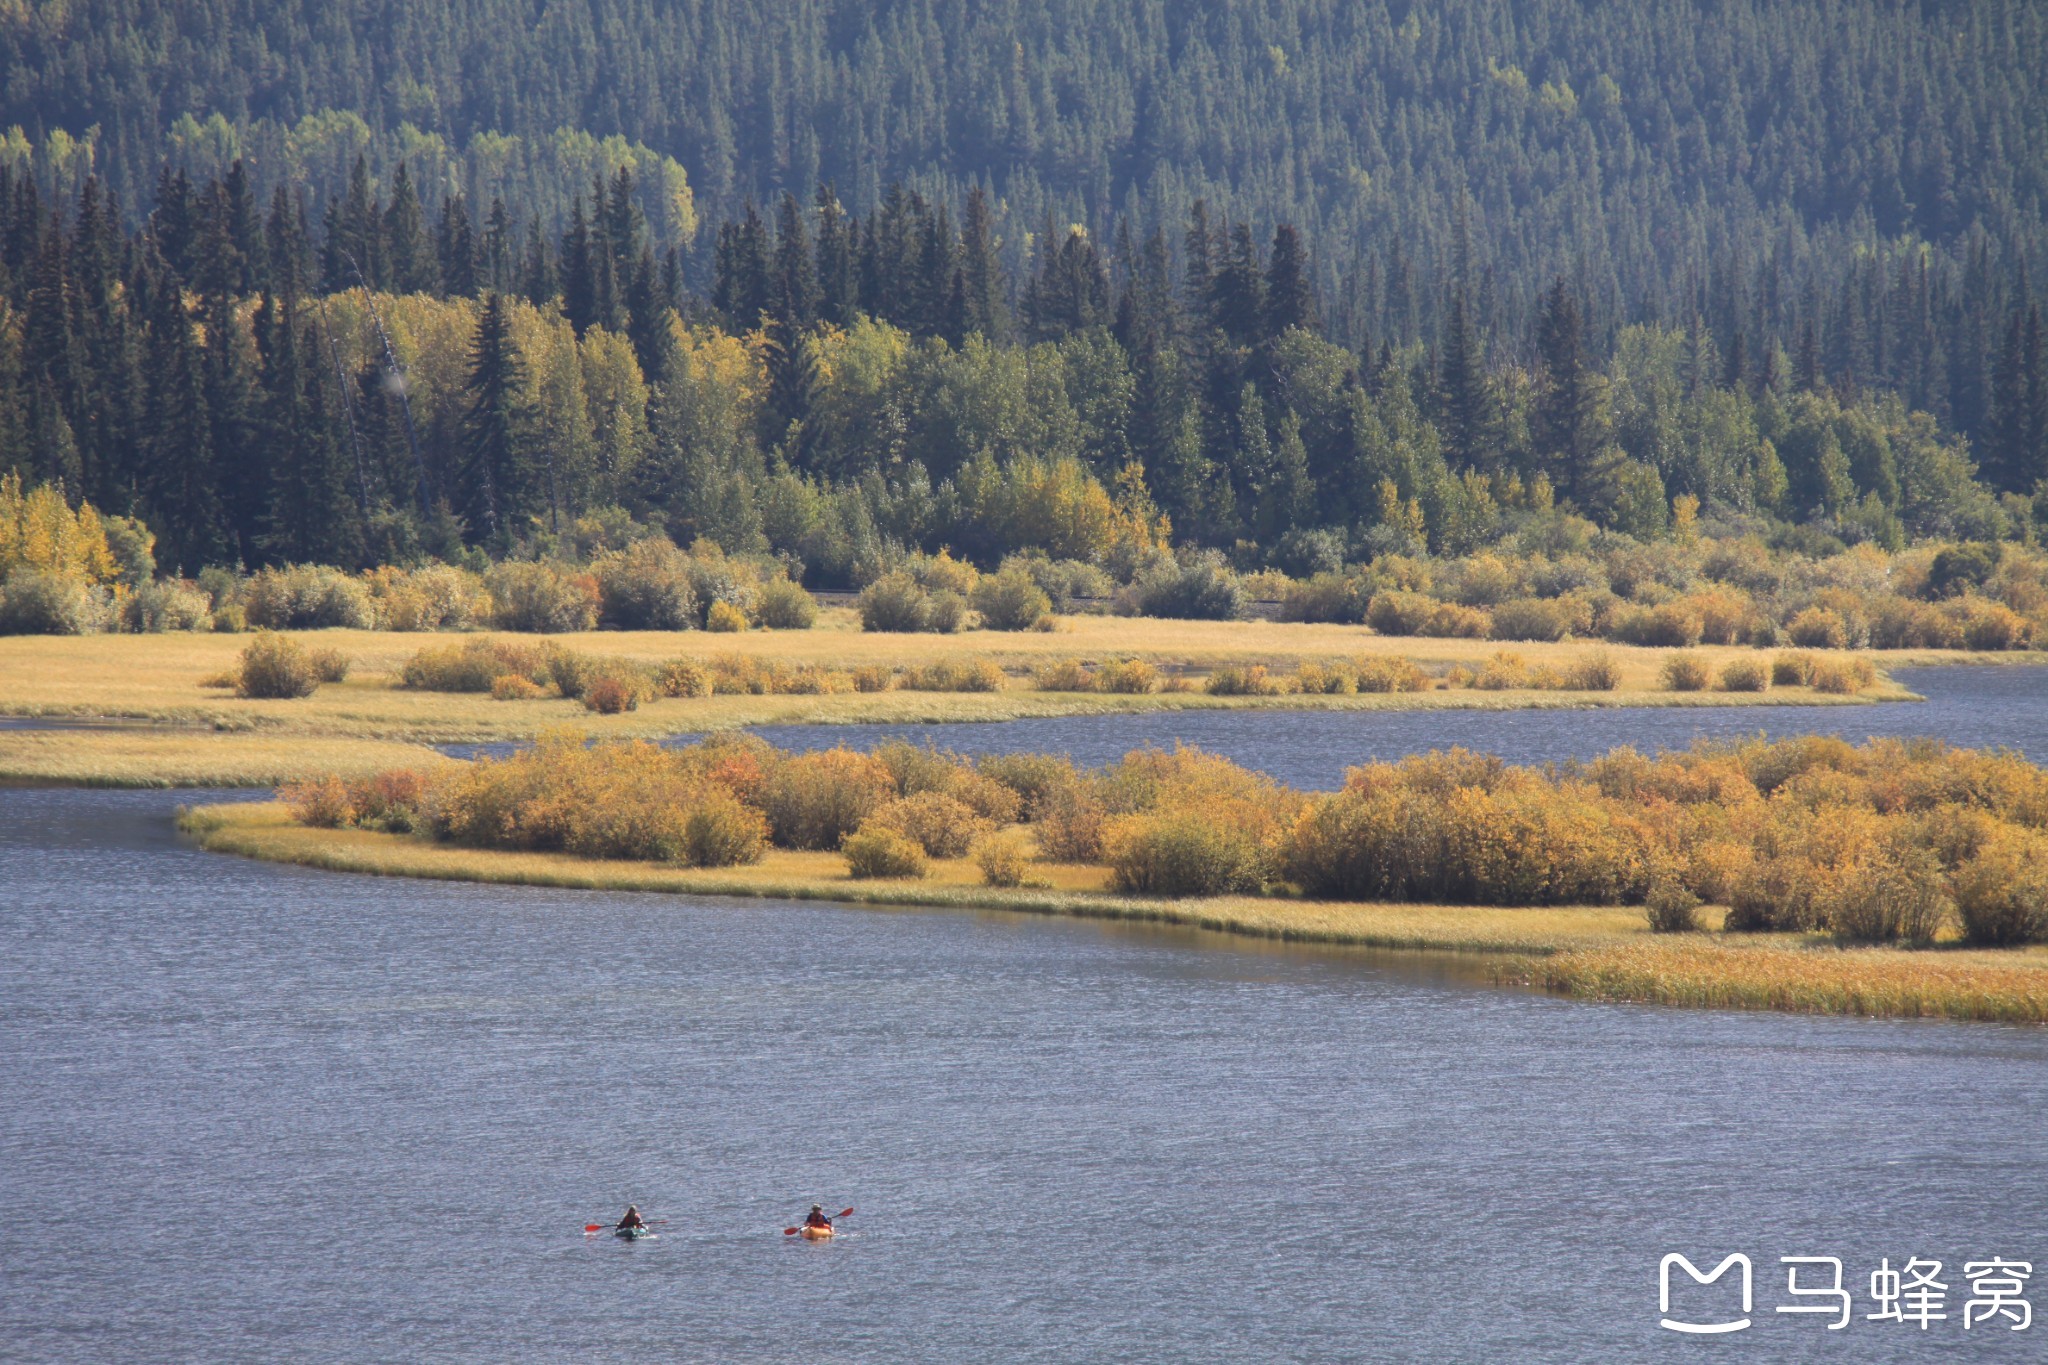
[{"left": 799, "top": 1224, "right": 834, "bottom": 1240}]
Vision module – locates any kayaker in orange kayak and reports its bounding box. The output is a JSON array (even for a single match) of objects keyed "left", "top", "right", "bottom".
[
  {"left": 802, "top": 1205, "right": 832, "bottom": 1232},
  {"left": 616, "top": 1205, "right": 647, "bottom": 1232}
]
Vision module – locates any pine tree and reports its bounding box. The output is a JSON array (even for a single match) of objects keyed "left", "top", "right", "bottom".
[
  {"left": 560, "top": 196, "right": 597, "bottom": 335},
  {"left": 1025, "top": 226, "right": 1111, "bottom": 339},
  {"left": 1795, "top": 317, "right": 1822, "bottom": 393},
  {"left": 1533, "top": 278, "right": 1610, "bottom": 512},
  {"left": 1208, "top": 223, "right": 1266, "bottom": 346},
  {"left": 712, "top": 202, "right": 771, "bottom": 330},
  {"left": 459, "top": 292, "right": 529, "bottom": 543},
  {"left": 1986, "top": 308, "right": 2029, "bottom": 492},
  {"left": 436, "top": 194, "right": 478, "bottom": 296},
  {"left": 771, "top": 191, "right": 819, "bottom": 329},
  {"left": 150, "top": 168, "right": 196, "bottom": 280},
  {"left": 265, "top": 185, "right": 314, "bottom": 300},
  {"left": 813, "top": 186, "right": 857, "bottom": 327},
  {"left": 70, "top": 179, "right": 137, "bottom": 506},
  {"left": 1182, "top": 201, "right": 1217, "bottom": 333},
  {"left": 384, "top": 162, "right": 437, "bottom": 294},
  {"left": 585, "top": 176, "right": 623, "bottom": 333},
  {"left": 1437, "top": 285, "right": 1490, "bottom": 471},
  {"left": 1264, "top": 224, "right": 1317, "bottom": 339},
  {"left": 521, "top": 214, "right": 556, "bottom": 304},
  {"left": 603, "top": 168, "right": 644, "bottom": 286},
  {"left": 139, "top": 261, "right": 227, "bottom": 572},
  {"left": 257, "top": 294, "right": 355, "bottom": 564},
  {"left": 623, "top": 245, "right": 664, "bottom": 378},
  {"left": 325, "top": 156, "right": 384, "bottom": 291},
  {"left": 193, "top": 204, "right": 264, "bottom": 563},
  {"left": 959, "top": 183, "right": 1007, "bottom": 340},
  {"left": 1258, "top": 407, "right": 1316, "bottom": 541},
  {"left": 2027, "top": 306, "right": 2048, "bottom": 494},
  {"left": 482, "top": 197, "right": 515, "bottom": 295},
  {"left": 221, "top": 159, "right": 261, "bottom": 294}
]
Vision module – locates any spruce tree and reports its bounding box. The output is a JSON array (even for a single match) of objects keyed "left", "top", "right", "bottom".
[
  {"left": 139, "top": 262, "right": 227, "bottom": 571},
  {"left": 1025, "top": 226, "right": 1111, "bottom": 340},
  {"left": 1437, "top": 285, "right": 1490, "bottom": 471},
  {"left": 194, "top": 202, "right": 265, "bottom": 563},
  {"left": 560, "top": 196, "right": 597, "bottom": 335},
  {"left": 459, "top": 292, "right": 529, "bottom": 544},
  {"left": 771, "top": 192, "right": 820, "bottom": 328},
  {"left": 384, "top": 163, "right": 437, "bottom": 294},
  {"left": 436, "top": 194, "right": 478, "bottom": 296},
  {"left": 150, "top": 168, "right": 196, "bottom": 280},
  {"left": 325, "top": 156, "right": 384, "bottom": 291},
  {"left": 1264, "top": 224, "right": 1317, "bottom": 339},
  {"left": 222, "top": 159, "right": 261, "bottom": 293},
  {"left": 959, "top": 184, "right": 1007, "bottom": 340},
  {"left": 1987, "top": 309, "right": 2029, "bottom": 492},
  {"left": 265, "top": 185, "right": 314, "bottom": 299},
  {"left": 2022, "top": 306, "right": 2047, "bottom": 494},
  {"left": 813, "top": 186, "right": 857, "bottom": 327},
  {"left": 1533, "top": 278, "right": 1610, "bottom": 513},
  {"left": 521, "top": 215, "right": 556, "bottom": 304},
  {"left": 1208, "top": 224, "right": 1266, "bottom": 346},
  {"left": 482, "top": 197, "right": 515, "bottom": 295}
]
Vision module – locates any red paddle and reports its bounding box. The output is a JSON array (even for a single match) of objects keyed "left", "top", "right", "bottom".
[
  {"left": 783, "top": 1207, "right": 854, "bottom": 1235},
  {"left": 585, "top": 1219, "right": 667, "bottom": 1232}
]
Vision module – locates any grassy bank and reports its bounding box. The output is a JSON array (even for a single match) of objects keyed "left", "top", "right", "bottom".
[
  {"left": 1528, "top": 940, "right": 2048, "bottom": 1025},
  {"left": 0, "top": 730, "right": 457, "bottom": 787},
  {"left": 0, "top": 608, "right": 1937, "bottom": 741},
  {"left": 183, "top": 802, "right": 2048, "bottom": 1022}
]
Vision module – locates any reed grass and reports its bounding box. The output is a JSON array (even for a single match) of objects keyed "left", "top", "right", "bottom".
[
  {"left": 1531, "top": 939, "right": 2048, "bottom": 1023},
  {"left": 0, "top": 613, "right": 1931, "bottom": 750},
  {"left": 0, "top": 731, "right": 453, "bottom": 787}
]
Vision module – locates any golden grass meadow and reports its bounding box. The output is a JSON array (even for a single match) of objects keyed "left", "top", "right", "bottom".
[
  {"left": 0, "top": 605, "right": 1939, "bottom": 770},
  {"left": 5, "top": 612, "right": 2043, "bottom": 1024}
]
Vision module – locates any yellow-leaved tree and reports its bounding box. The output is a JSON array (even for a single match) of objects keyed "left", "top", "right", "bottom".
[{"left": 0, "top": 472, "right": 120, "bottom": 584}]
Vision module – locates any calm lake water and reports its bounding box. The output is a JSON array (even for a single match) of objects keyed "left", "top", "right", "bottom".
[
  {"left": 742, "top": 665, "right": 2048, "bottom": 789},
  {"left": 4, "top": 667, "right": 2047, "bottom": 1360}
]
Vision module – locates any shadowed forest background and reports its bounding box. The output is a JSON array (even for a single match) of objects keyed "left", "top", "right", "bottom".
[{"left": 0, "top": 0, "right": 2044, "bottom": 583}]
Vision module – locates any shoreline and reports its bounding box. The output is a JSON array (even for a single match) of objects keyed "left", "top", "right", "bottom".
[{"left": 180, "top": 802, "right": 2048, "bottom": 1025}]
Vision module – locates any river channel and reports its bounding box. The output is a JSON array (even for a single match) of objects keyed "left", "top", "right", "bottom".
[{"left": 4, "top": 667, "right": 2046, "bottom": 1359}]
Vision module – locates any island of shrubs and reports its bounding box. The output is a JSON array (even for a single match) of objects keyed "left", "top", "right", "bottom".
[
  {"left": 226, "top": 628, "right": 1881, "bottom": 706},
  {"left": 284, "top": 732, "right": 2048, "bottom": 948}
]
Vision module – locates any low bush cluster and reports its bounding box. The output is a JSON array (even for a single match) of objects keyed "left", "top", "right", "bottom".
[
  {"left": 289, "top": 732, "right": 2048, "bottom": 948},
  {"left": 242, "top": 565, "right": 376, "bottom": 630},
  {"left": 484, "top": 561, "right": 601, "bottom": 633},
  {"left": 897, "top": 658, "right": 1006, "bottom": 692},
  {"left": 858, "top": 572, "right": 966, "bottom": 633},
  {"left": 235, "top": 633, "right": 324, "bottom": 698},
  {"left": 971, "top": 569, "right": 1054, "bottom": 630},
  {"left": 364, "top": 565, "right": 492, "bottom": 631},
  {"left": 0, "top": 570, "right": 114, "bottom": 634}
]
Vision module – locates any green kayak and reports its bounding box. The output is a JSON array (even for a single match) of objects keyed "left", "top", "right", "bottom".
[{"left": 615, "top": 1225, "right": 656, "bottom": 1241}]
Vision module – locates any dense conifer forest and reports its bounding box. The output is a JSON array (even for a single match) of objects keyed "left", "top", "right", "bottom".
[{"left": 0, "top": 0, "right": 2044, "bottom": 578}]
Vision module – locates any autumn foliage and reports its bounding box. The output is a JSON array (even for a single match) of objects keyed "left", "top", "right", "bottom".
[{"left": 283, "top": 731, "right": 2048, "bottom": 945}]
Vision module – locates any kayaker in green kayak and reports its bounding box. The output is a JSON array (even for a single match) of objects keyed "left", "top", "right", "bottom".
[{"left": 615, "top": 1205, "right": 647, "bottom": 1232}]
